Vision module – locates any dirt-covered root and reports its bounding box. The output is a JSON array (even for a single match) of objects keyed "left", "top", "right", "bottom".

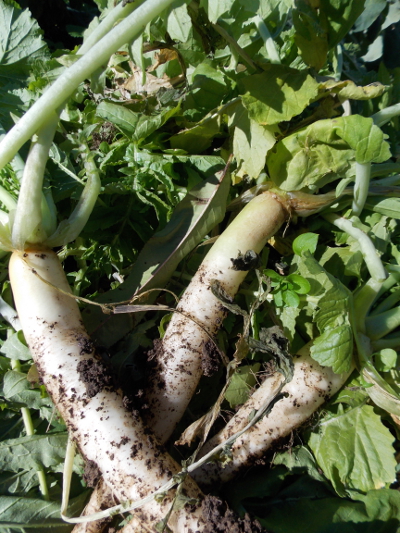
[
  {"left": 192, "top": 343, "right": 352, "bottom": 488},
  {"left": 9, "top": 249, "right": 206, "bottom": 532},
  {"left": 143, "top": 192, "right": 289, "bottom": 443}
]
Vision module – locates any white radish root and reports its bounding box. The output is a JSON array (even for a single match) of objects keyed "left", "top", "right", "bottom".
[
  {"left": 144, "top": 191, "right": 289, "bottom": 442},
  {"left": 192, "top": 343, "right": 353, "bottom": 487},
  {"left": 9, "top": 248, "right": 205, "bottom": 532}
]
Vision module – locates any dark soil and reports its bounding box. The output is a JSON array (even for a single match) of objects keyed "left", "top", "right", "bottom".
[
  {"left": 201, "top": 495, "right": 267, "bottom": 533},
  {"left": 83, "top": 459, "right": 101, "bottom": 488},
  {"left": 201, "top": 340, "right": 220, "bottom": 377},
  {"left": 77, "top": 358, "right": 114, "bottom": 398}
]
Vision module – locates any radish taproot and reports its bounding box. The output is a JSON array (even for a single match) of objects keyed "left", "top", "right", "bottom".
[
  {"left": 9, "top": 248, "right": 207, "bottom": 532},
  {"left": 192, "top": 342, "right": 352, "bottom": 487},
  {"left": 142, "top": 190, "right": 290, "bottom": 442}
]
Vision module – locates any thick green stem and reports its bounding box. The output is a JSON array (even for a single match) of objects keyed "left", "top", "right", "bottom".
[
  {"left": 11, "top": 113, "right": 59, "bottom": 250},
  {"left": 79, "top": 1, "right": 141, "bottom": 55},
  {"left": 0, "top": 0, "right": 176, "bottom": 171},
  {"left": 369, "top": 288, "right": 400, "bottom": 316},
  {"left": 253, "top": 15, "right": 280, "bottom": 64},
  {"left": 371, "top": 103, "right": 400, "bottom": 127},
  {"left": 323, "top": 213, "right": 387, "bottom": 283},
  {"left": 45, "top": 144, "right": 101, "bottom": 247},
  {"left": 353, "top": 278, "right": 383, "bottom": 334},
  {"left": 352, "top": 161, "right": 371, "bottom": 216},
  {"left": 365, "top": 306, "right": 400, "bottom": 340}
]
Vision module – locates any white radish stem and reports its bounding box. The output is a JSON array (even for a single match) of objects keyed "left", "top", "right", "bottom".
[
  {"left": 144, "top": 191, "right": 289, "bottom": 442},
  {"left": 191, "top": 343, "right": 352, "bottom": 488},
  {"left": 9, "top": 248, "right": 205, "bottom": 532}
]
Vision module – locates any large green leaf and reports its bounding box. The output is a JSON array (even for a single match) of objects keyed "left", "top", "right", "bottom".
[
  {"left": 167, "top": 2, "right": 192, "bottom": 42},
  {"left": 0, "top": 433, "right": 67, "bottom": 473},
  {"left": 240, "top": 65, "right": 319, "bottom": 126},
  {"left": 333, "top": 115, "right": 391, "bottom": 164},
  {"left": 200, "top": 0, "right": 235, "bottom": 23},
  {"left": 1, "top": 370, "right": 52, "bottom": 411},
  {"left": 0, "top": 3, "right": 49, "bottom": 87},
  {"left": 267, "top": 116, "right": 390, "bottom": 191},
  {"left": 258, "top": 488, "right": 400, "bottom": 533},
  {"left": 293, "top": 0, "right": 366, "bottom": 70},
  {"left": 0, "top": 493, "right": 88, "bottom": 531},
  {"left": 310, "top": 324, "right": 353, "bottom": 374},
  {"left": 232, "top": 102, "right": 277, "bottom": 180},
  {"left": 294, "top": 251, "right": 354, "bottom": 373},
  {"left": 308, "top": 404, "right": 396, "bottom": 496},
  {"left": 0, "top": 331, "right": 31, "bottom": 361},
  {"left": 293, "top": 0, "right": 328, "bottom": 71}
]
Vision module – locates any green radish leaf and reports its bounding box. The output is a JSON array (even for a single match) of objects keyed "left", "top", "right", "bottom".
[
  {"left": 286, "top": 274, "right": 311, "bottom": 294},
  {"left": 333, "top": 115, "right": 391, "bottom": 164},
  {"left": 200, "top": 0, "right": 235, "bottom": 23},
  {"left": 0, "top": 331, "right": 31, "bottom": 361},
  {"left": 2, "top": 370, "right": 52, "bottom": 411},
  {"left": 292, "top": 1, "right": 329, "bottom": 71},
  {"left": 183, "top": 63, "right": 228, "bottom": 118},
  {"left": 240, "top": 65, "right": 319, "bottom": 126},
  {"left": 310, "top": 325, "right": 353, "bottom": 374},
  {"left": 170, "top": 115, "right": 221, "bottom": 153},
  {"left": 365, "top": 196, "right": 400, "bottom": 219},
  {"left": 0, "top": 469, "right": 39, "bottom": 496},
  {"left": 257, "top": 488, "right": 400, "bottom": 533},
  {"left": 96, "top": 101, "right": 139, "bottom": 134},
  {"left": 292, "top": 233, "right": 319, "bottom": 256},
  {"left": 267, "top": 117, "right": 390, "bottom": 191},
  {"left": 354, "top": 0, "right": 386, "bottom": 32},
  {"left": 308, "top": 404, "right": 396, "bottom": 497},
  {"left": 374, "top": 349, "right": 398, "bottom": 372},
  {"left": 0, "top": 492, "right": 89, "bottom": 530},
  {"left": 313, "top": 285, "right": 352, "bottom": 331},
  {"left": 132, "top": 104, "right": 181, "bottom": 144},
  {"left": 83, "top": 161, "right": 230, "bottom": 347},
  {"left": 293, "top": 0, "right": 365, "bottom": 70},
  {"left": 0, "top": 433, "right": 68, "bottom": 473},
  {"left": 0, "top": 3, "right": 50, "bottom": 86},
  {"left": 273, "top": 445, "right": 327, "bottom": 483},
  {"left": 318, "top": 79, "right": 388, "bottom": 101},
  {"left": 264, "top": 269, "right": 283, "bottom": 282},
  {"left": 123, "top": 161, "right": 231, "bottom": 295},
  {"left": 282, "top": 290, "right": 300, "bottom": 308},
  {"left": 167, "top": 2, "right": 192, "bottom": 42},
  {"left": 225, "top": 363, "right": 260, "bottom": 408},
  {"left": 232, "top": 102, "right": 277, "bottom": 180}
]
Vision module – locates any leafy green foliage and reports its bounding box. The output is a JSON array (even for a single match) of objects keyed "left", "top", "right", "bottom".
[
  {"left": 264, "top": 269, "right": 310, "bottom": 307},
  {"left": 293, "top": 0, "right": 366, "bottom": 70},
  {"left": 240, "top": 65, "right": 319, "bottom": 125},
  {"left": 224, "top": 363, "right": 260, "bottom": 408},
  {"left": 267, "top": 116, "right": 391, "bottom": 191},
  {"left": 1, "top": 0, "right": 400, "bottom": 531},
  {"left": 308, "top": 404, "right": 396, "bottom": 496}
]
